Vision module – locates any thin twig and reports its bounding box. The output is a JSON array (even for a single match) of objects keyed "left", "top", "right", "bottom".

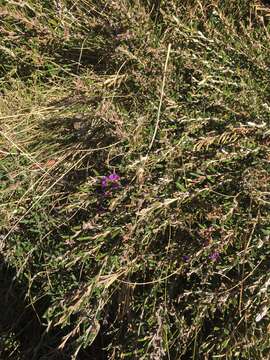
[{"left": 148, "top": 43, "right": 171, "bottom": 151}]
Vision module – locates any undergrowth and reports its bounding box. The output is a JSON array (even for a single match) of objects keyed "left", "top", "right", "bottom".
[{"left": 0, "top": 1, "right": 269, "bottom": 359}]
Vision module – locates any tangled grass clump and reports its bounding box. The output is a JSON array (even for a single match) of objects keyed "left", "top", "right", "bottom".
[{"left": 0, "top": 1, "right": 270, "bottom": 359}]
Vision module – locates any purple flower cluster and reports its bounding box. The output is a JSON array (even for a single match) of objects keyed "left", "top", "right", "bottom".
[
  {"left": 209, "top": 251, "right": 220, "bottom": 261},
  {"left": 101, "top": 172, "right": 121, "bottom": 193},
  {"left": 182, "top": 255, "right": 190, "bottom": 262}
]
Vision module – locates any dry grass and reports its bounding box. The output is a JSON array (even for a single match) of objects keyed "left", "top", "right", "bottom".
[{"left": 0, "top": 1, "right": 270, "bottom": 359}]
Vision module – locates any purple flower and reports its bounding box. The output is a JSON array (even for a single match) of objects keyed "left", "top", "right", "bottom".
[
  {"left": 209, "top": 251, "right": 220, "bottom": 261},
  {"left": 182, "top": 255, "right": 190, "bottom": 262},
  {"left": 101, "top": 176, "right": 107, "bottom": 190},
  {"left": 108, "top": 173, "right": 120, "bottom": 182},
  {"left": 101, "top": 172, "right": 121, "bottom": 192}
]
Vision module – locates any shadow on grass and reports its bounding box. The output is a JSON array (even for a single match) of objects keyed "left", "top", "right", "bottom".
[
  {"left": 0, "top": 257, "right": 109, "bottom": 359},
  {"left": 31, "top": 93, "right": 122, "bottom": 191}
]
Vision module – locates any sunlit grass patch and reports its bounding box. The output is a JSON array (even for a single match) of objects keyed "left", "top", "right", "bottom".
[{"left": 0, "top": 1, "right": 269, "bottom": 359}]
